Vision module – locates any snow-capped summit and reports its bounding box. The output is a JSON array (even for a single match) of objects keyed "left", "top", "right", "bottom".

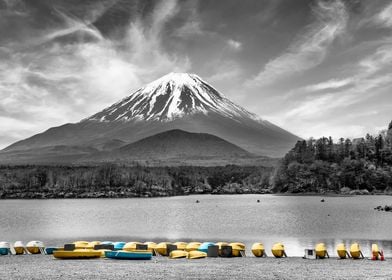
[{"left": 86, "top": 72, "right": 260, "bottom": 122}]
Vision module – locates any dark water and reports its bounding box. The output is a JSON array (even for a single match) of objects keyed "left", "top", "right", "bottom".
[{"left": 1, "top": 195, "right": 392, "bottom": 256}]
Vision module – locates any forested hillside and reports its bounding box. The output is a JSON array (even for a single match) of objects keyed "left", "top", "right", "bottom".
[{"left": 273, "top": 121, "right": 392, "bottom": 194}]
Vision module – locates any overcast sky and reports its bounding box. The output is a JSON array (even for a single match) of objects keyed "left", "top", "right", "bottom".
[{"left": 1, "top": 0, "right": 392, "bottom": 149}]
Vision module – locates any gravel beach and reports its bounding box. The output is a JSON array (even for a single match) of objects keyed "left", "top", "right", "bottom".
[{"left": 0, "top": 255, "right": 390, "bottom": 280}]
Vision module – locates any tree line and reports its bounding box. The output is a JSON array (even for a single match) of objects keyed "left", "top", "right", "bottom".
[
  {"left": 0, "top": 164, "right": 273, "bottom": 198},
  {"left": 273, "top": 121, "right": 392, "bottom": 194}
]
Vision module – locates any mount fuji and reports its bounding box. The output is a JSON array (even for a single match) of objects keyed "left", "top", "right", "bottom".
[{"left": 1, "top": 73, "right": 299, "bottom": 164}]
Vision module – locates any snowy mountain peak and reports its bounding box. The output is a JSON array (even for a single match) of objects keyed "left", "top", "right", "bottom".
[{"left": 86, "top": 72, "right": 261, "bottom": 122}]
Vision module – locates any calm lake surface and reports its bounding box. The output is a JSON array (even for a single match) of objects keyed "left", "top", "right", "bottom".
[{"left": 1, "top": 194, "right": 392, "bottom": 256}]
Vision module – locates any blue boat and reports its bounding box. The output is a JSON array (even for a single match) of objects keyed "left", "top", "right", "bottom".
[
  {"left": 44, "top": 247, "right": 59, "bottom": 255},
  {"left": 198, "top": 242, "right": 216, "bottom": 253},
  {"left": 105, "top": 250, "right": 152, "bottom": 260},
  {"left": 0, "top": 242, "right": 10, "bottom": 255},
  {"left": 113, "top": 242, "right": 126, "bottom": 250}
]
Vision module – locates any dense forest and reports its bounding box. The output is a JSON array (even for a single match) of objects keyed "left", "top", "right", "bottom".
[
  {"left": 0, "top": 164, "right": 273, "bottom": 198},
  {"left": 273, "top": 121, "right": 392, "bottom": 194}
]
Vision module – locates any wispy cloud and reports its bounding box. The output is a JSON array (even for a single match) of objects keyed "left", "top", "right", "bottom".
[
  {"left": 247, "top": 0, "right": 348, "bottom": 87},
  {"left": 373, "top": 2, "right": 392, "bottom": 28},
  {"left": 227, "top": 39, "right": 242, "bottom": 51}
]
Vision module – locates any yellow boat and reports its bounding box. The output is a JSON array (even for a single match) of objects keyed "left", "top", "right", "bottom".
[
  {"left": 26, "top": 241, "right": 44, "bottom": 254},
  {"left": 251, "top": 242, "right": 265, "bottom": 257},
  {"left": 86, "top": 241, "right": 101, "bottom": 249},
  {"left": 73, "top": 241, "right": 90, "bottom": 249},
  {"left": 272, "top": 243, "right": 287, "bottom": 258},
  {"left": 371, "top": 244, "right": 384, "bottom": 260},
  {"left": 173, "top": 242, "right": 187, "bottom": 251},
  {"left": 53, "top": 249, "right": 102, "bottom": 259},
  {"left": 156, "top": 242, "right": 172, "bottom": 256},
  {"left": 350, "top": 243, "right": 363, "bottom": 259},
  {"left": 169, "top": 250, "right": 188, "bottom": 259},
  {"left": 144, "top": 242, "right": 158, "bottom": 254},
  {"left": 185, "top": 242, "right": 201, "bottom": 252},
  {"left": 215, "top": 242, "right": 229, "bottom": 256},
  {"left": 187, "top": 250, "right": 207, "bottom": 259},
  {"left": 13, "top": 241, "right": 26, "bottom": 255},
  {"left": 123, "top": 242, "right": 143, "bottom": 251},
  {"left": 315, "top": 243, "right": 329, "bottom": 259},
  {"left": 336, "top": 243, "right": 349, "bottom": 259},
  {"left": 229, "top": 242, "right": 245, "bottom": 257}
]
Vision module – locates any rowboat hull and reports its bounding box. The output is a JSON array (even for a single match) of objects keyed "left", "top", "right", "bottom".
[
  {"left": 173, "top": 242, "right": 187, "bottom": 251},
  {"left": 272, "top": 243, "right": 286, "bottom": 258},
  {"left": 105, "top": 250, "right": 152, "bottom": 260},
  {"left": 26, "top": 247, "right": 41, "bottom": 254},
  {"left": 336, "top": 243, "right": 347, "bottom": 259},
  {"left": 14, "top": 247, "right": 25, "bottom": 255},
  {"left": 156, "top": 242, "right": 172, "bottom": 256},
  {"left": 198, "top": 242, "right": 215, "bottom": 253},
  {"left": 0, "top": 248, "right": 9, "bottom": 255},
  {"left": 53, "top": 249, "right": 102, "bottom": 259},
  {"left": 229, "top": 242, "right": 245, "bottom": 257},
  {"left": 185, "top": 242, "right": 201, "bottom": 252},
  {"left": 251, "top": 243, "right": 265, "bottom": 257},
  {"left": 169, "top": 250, "right": 188, "bottom": 259},
  {"left": 187, "top": 250, "right": 207, "bottom": 259},
  {"left": 350, "top": 243, "right": 362, "bottom": 259},
  {"left": 315, "top": 243, "right": 327, "bottom": 259}
]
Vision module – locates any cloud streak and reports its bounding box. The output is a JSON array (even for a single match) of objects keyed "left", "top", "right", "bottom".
[{"left": 247, "top": 0, "right": 348, "bottom": 87}]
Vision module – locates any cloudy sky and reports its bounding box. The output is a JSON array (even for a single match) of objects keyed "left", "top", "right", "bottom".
[{"left": 1, "top": 0, "right": 392, "bottom": 149}]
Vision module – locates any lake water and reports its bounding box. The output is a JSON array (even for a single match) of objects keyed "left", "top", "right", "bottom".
[{"left": 1, "top": 194, "right": 392, "bottom": 257}]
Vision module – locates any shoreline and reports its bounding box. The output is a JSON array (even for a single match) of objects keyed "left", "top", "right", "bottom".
[{"left": 0, "top": 255, "right": 390, "bottom": 280}]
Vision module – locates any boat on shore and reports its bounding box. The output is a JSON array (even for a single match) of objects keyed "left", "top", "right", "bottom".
[
  {"left": 14, "top": 241, "right": 26, "bottom": 255},
  {"left": 229, "top": 242, "right": 246, "bottom": 257},
  {"left": 105, "top": 250, "right": 152, "bottom": 260},
  {"left": 185, "top": 242, "right": 201, "bottom": 252},
  {"left": 272, "top": 243, "right": 287, "bottom": 258},
  {"left": 0, "top": 242, "right": 11, "bottom": 255},
  {"left": 26, "top": 241, "right": 45, "bottom": 254},
  {"left": 156, "top": 242, "right": 172, "bottom": 256},
  {"left": 251, "top": 243, "right": 266, "bottom": 257},
  {"left": 350, "top": 243, "right": 364, "bottom": 259},
  {"left": 187, "top": 250, "right": 207, "bottom": 259},
  {"left": 215, "top": 242, "right": 229, "bottom": 257},
  {"left": 336, "top": 243, "right": 350, "bottom": 259},
  {"left": 169, "top": 250, "right": 188, "bottom": 259},
  {"left": 198, "top": 242, "right": 215, "bottom": 253},
  {"left": 53, "top": 249, "right": 102, "bottom": 259},
  {"left": 315, "top": 243, "right": 329, "bottom": 259},
  {"left": 173, "top": 242, "right": 187, "bottom": 251}
]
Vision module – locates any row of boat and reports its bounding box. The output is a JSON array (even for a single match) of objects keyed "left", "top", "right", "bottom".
[{"left": 0, "top": 240, "right": 385, "bottom": 261}]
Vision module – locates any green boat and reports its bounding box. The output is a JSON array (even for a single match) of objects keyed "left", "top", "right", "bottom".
[{"left": 105, "top": 250, "right": 152, "bottom": 260}]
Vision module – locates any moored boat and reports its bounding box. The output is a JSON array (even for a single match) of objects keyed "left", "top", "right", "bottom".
[
  {"left": 156, "top": 242, "right": 172, "bottom": 256},
  {"left": 371, "top": 244, "right": 384, "bottom": 261},
  {"left": 105, "top": 250, "right": 152, "bottom": 260},
  {"left": 113, "top": 242, "right": 126, "bottom": 250},
  {"left": 14, "top": 241, "right": 26, "bottom": 255},
  {"left": 251, "top": 242, "right": 265, "bottom": 257},
  {"left": 0, "top": 242, "right": 11, "bottom": 255},
  {"left": 26, "top": 241, "right": 45, "bottom": 254},
  {"left": 315, "top": 243, "right": 329, "bottom": 259},
  {"left": 185, "top": 242, "right": 201, "bottom": 252},
  {"left": 53, "top": 249, "right": 102, "bottom": 259},
  {"left": 73, "top": 241, "right": 89, "bottom": 249},
  {"left": 45, "top": 247, "right": 60, "bottom": 255},
  {"left": 350, "top": 243, "right": 364, "bottom": 259},
  {"left": 144, "top": 242, "right": 158, "bottom": 255},
  {"left": 215, "top": 242, "right": 229, "bottom": 257},
  {"left": 271, "top": 243, "right": 287, "bottom": 258},
  {"left": 173, "top": 242, "right": 187, "bottom": 251},
  {"left": 336, "top": 243, "right": 349, "bottom": 259},
  {"left": 197, "top": 242, "right": 216, "bottom": 253},
  {"left": 169, "top": 250, "right": 188, "bottom": 259},
  {"left": 187, "top": 250, "right": 207, "bottom": 259},
  {"left": 229, "top": 242, "right": 246, "bottom": 257},
  {"left": 123, "top": 242, "right": 143, "bottom": 251},
  {"left": 86, "top": 241, "right": 101, "bottom": 249}
]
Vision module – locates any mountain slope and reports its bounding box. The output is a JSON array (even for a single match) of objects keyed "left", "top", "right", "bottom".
[
  {"left": 83, "top": 129, "right": 253, "bottom": 163},
  {"left": 2, "top": 72, "right": 300, "bottom": 162}
]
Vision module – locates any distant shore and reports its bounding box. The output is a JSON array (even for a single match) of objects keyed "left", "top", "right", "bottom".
[{"left": 0, "top": 254, "right": 390, "bottom": 280}]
